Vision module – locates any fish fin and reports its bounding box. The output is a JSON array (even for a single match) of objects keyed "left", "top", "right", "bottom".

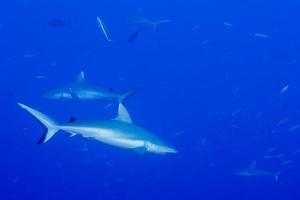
[
  {"left": 18, "top": 103, "right": 59, "bottom": 144},
  {"left": 75, "top": 71, "right": 85, "bottom": 83},
  {"left": 133, "top": 147, "right": 147, "bottom": 155},
  {"left": 118, "top": 88, "right": 140, "bottom": 104},
  {"left": 68, "top": 116, "right": 77, "bottom": 123},
  {"left": 154, "top": 20, "right": 170, "bottom": 32},
  {"left": 115, "top": 103, "right": 132, "bottom": 123}
]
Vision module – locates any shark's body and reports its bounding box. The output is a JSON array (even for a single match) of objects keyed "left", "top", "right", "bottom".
[
  {"left": 45, "top": 72, "right": 135, "bottom": 103},
  {"left": 236, "top": 161, "right": 280, "bottom": 181},
  {"left": 18, "top": 103, "right": 177, "bottom": 154},
  {"left": 131, "top": 12, "right": 170, "bottom": 32}
]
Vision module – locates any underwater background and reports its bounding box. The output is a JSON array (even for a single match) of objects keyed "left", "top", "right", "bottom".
[{"left": 1, "top": 0, "right": 300, "bottom": 199}]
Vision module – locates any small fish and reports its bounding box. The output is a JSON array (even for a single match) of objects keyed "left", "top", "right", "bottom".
[
  {"left": 96, "top": 16, "right": 112, "bottom": 42},
  {"left": 288, "top": 124, "right": 300, "bottom": 132},
  {"left": 265, "top": 148, "right": 276, "bottom": 154},
  {"left": 254, "top": 33, "right": 271, "bottom": 39},
  {"left": 48, "top": 19, "right": 70, "bottom": 28},
  {"left": 23, "top": 54, "right": 37, "bottom": 58},
  {"left": 232, "top": 108, "right": 241, "bottom": 116},
  {"left": 263, "top": 154, "right": 285, "bottom": 159},
  {"left": 231, "top": 125, "right": 239, "bottom": 128},
  {"left": 34, "top": 75, "right": 46, "bottom": 79},
  {"left": 279, "top": 85, "right": 289, "bottom": 95},
  {"left": 291, "top": 149, "right": 300, "bottom": 155},
  {"left": 200, "top": 40, "right": 211, "bottom": 45},
  {"left": 174, "top": 131, "right": 184, "bottom": 136},
  {"left": 223, "top": 22, "right": 233, "bottom": 27},
  {"left": 276, "top": 118, "right": 288, "bottom": 127},
  {"left": 233, "top": 87, "right": 240, "bottom": 95},
  {"left": 281, "top": 160, "right": 293, "bottom": 166}
]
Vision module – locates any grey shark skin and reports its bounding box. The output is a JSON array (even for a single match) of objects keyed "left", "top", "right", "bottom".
[
  {"left": 131, "top": 11, "right": 170, "bottom": 32},
  {"left": 44, "top": 71, "right": 136, "bottom": 103},
  {"left": 17, "top": 103, "right": 177, "bottom": 155},
  {"left": 236, "top": 161, "right": 280, "bottom": 181}
]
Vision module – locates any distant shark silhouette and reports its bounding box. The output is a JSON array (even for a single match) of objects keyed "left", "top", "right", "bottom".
[
  {"left": 44, "top": 71, "right": 137, "bottom": 103},
  {"left": 131, "top": 10, "right": 170, "bottom": 32},
  {"left": 18, "top": 103, "right": 177, "bottom": 155},
  {"left": 236, "top": 161, "right": 281, "bottom": 181}
]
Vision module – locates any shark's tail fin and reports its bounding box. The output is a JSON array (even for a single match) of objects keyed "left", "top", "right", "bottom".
[
  {"left": 118, "top": 88, "right": 140, "bottom": 104},
  {"left": 153, "top": 20, "right": 170, "bottom": 32},
  {"left": 18, "top": 103, "right": 59, "bottom": 144}
]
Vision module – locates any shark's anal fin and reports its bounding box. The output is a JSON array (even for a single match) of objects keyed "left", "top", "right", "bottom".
[
  {"left": 115, "top": 103, "right": 132, "bottom": 123},
  {"left": 68, "top": 88, "right": 79, "bottom": 100},
  {"left": 75, "top": 71, "right": 85, "bottom": 83}
]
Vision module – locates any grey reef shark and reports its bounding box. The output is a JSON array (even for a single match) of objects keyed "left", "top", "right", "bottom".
[
  {"left": 44, "top": 71, "right": 137, "bottom": 103},
  {"left": 18, "top": 103, "right": 177, "bottom": 155}
]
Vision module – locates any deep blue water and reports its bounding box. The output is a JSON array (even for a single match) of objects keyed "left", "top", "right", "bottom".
[{"left": 1, "top": 0, "right": 300, "bottom": 199}]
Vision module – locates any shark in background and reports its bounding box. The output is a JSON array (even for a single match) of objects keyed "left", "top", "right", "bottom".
[
  {"left": 44, "top": 71, "right": 137, "bottom": 103},
  {"left": 131, "top": 10, "right": 170, "bottom": 32},
  {"left": 17, "top": 103, "right": 177, "bottom": 155},
  {"left": 236, "top": 161, "right": 281, "bottom": 181}
]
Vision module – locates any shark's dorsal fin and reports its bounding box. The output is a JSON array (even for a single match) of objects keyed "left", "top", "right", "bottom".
[
  {"left": 75, "top": 71, "right": 85, "bottom": 83},
  {"left": 115, "top": 103, "right": 132, "bottom": 123},
  {"left": 250, "top": 161, "right": 257, "bottom": 169}
]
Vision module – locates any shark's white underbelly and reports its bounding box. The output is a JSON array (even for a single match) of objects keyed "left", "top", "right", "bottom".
[{"left": 60, "top": 126, "right": 144, "bottom": 149}]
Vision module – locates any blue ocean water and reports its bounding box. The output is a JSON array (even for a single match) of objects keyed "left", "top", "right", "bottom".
[{"left": 1, "top": 0, "right": 300, "bottom": 199}]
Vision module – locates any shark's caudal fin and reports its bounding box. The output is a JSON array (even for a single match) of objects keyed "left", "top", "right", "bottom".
[
  {"left": 153, "top": 20, "right": 170, "bottom": 32},
  {"left": 18, "top": 103, "right": 59, "bottom": 144},
  {"left": 118, "top": 88, "right": 140, "bottom": 104}
]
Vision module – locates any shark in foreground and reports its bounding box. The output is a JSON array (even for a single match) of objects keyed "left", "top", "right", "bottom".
[
  {"left": 44, "top": 71, "right": 136, "bottom": 103},
  {"left": 131, "top": 11, "right": 170, "bottom": 32},
  {"left": 236, "top": 161, "right": 281, "bottom": 181},
  {"left": 18, "top": 103, "right": 177, "bottom": 155}
]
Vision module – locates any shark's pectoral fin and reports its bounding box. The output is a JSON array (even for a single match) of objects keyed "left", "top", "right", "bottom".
[
  {"left": 68, "top": 88, "right": 79, "bottom": 100},
  {"left": 133, "top": 147, "right": 147, "bottom": 155}
]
